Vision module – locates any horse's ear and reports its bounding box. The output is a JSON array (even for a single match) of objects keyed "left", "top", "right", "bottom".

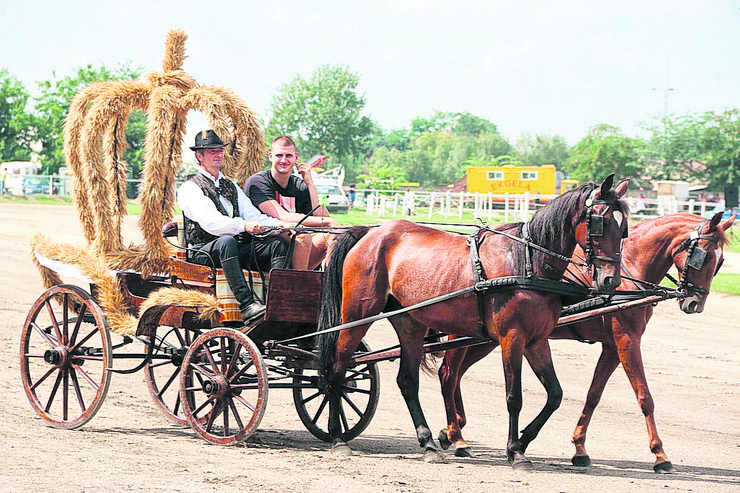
[
  {"left": 600, "top": 174, "right": 615, "bottom": 196},
  {"left": 708, "top": 211, "right": 723, "bottom": 231},
  {"left": 720, "top": 213, "right": 736, "bottom": 231},
  {"left": 613, "top": 179, "right": 630, "bottom": 199}
]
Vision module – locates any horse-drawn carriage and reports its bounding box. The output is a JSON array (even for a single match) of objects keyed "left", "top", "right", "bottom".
[{"left": 19, "top": 29, "right": 735, "bottom": 472}]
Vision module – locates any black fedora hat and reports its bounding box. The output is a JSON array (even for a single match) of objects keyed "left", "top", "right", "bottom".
[{"left": 190, "top": 129, "right": 228, "bottom": 151}]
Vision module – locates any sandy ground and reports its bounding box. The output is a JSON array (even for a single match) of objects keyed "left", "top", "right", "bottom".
[{"left": 1, "top": 202, "right": 739, "bottom": 493}]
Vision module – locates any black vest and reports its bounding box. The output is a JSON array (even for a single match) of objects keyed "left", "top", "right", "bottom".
[{"left": 185, "top": 173, "right": 241, "bottom": 248}]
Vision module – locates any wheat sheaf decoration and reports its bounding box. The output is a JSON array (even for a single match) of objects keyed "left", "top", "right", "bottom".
[
  {"left": 63, "top": 29, "right": 265, "bottom": 276},
  {"left": 29, "top": 29, "right": 261, "bottom": 334}
]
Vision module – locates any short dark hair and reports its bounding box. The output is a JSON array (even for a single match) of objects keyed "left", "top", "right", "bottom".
[{"left": 272, "top": 135, "right": 296, "bottom": 148}]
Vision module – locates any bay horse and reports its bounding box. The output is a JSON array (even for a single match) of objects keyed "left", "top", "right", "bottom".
[
  {"left": 318, "top": 176, "right": 629, "bottom": 469},
  {"left": 437, "top": 210, "right": 735, "bottom": 472}
]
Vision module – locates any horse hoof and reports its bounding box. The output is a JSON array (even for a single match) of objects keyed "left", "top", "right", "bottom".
[
  {"left": 511, "top": 456, "right": 534, "bottom": 471},
  {"left": 571, "top": 454, "right": 592, "bottom": 467},
  {"left": 509, "top": 452, "right": 533, "bottom": 471},
  {"left": 331, "top": 443, "right": 352, "bottom": 457},
  {"left": 653, "top": 460, "right": 675, "bottom": 474},
  {"left": 424, "top": 448, "right": 447, "bottom": 464},
  {"left": 454, "top": 446, "right": 474, "bottom": 458},
  {"left": 437, "top": 430, "right": 452, "bottom": 450}
]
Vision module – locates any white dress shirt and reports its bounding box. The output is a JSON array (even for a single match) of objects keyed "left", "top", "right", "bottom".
[{"left": 177, "top": 168, "right": 281, "bottom": 236}]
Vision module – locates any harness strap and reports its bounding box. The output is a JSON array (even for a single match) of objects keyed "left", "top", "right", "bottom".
[
  {"left": 522, "top": 222, "right": 533, "bottom": 278},
  {"left": 466, "top": 229, "right": 592, "bottom": 339},
  {"left": 466, "top": 233, "right": 488, "bottom": 338}
]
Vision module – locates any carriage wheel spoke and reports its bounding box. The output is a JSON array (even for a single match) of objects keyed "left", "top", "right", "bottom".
[
  {"left": 340, "top": 391, "right": 364, "bottom": 418},
  {"left": 222, "top": 398, "right": 230, "bottom": 436},
  {"left": 230, "top": 359, "right": 254, "bottom": 383},
  {"left": 45, "top": 370, "right": 64, "bottom": 413},
  {"left": 228, "top": 398, "right": 244, "bottom": 430},
  {"left": 29, "top": 366, "right": 57, "bottom": 391},
  {"left": 63, "top": 366, "right": 69, "bottom": 420},
  {"left": 200, "top": 343, "right": 220, "bottom": 375},
  {"left": 31, "top": 322, "right": 58, "bottom": 348},
  {"left": 339, "top": 403, "right": 349, "bottom": 433},
  {"left": 173, "top": 393, "right": 182, "bottom": 417},
  {"left": 69, "top": 304, "right": 87, "bottom": 346},
  {"left": 45, "top": 300, "right": 63, "bottom": 344},
  {"left": 225, "top": 344, "right": 243, "bottom": 378},
  {"left": 220, "top": 337, "right": 227, "bottom": 374},
  {"left": 157, "top": 367, "right": 179, "bottom": 399},
  {"left": 69, "top": 366, "right": 86, "bottom": 412},
  {"left": 193, "top": 395, "right": 217, "bottom": 419},
  {"left": 190, "top": 362, "right": 216, "bottom": 380},
  {"left": 69, "top": 327, "right": 99, "bottom": 354},
  {"left": 311, "top": 394, "right": 330, "bottom": 425},
  {"left": 62, "top": 293, "right": 69, "bottom": 345},
  {"left": 298, "top": 389, "right": 323, "bottom": 406},
  {"left": 73, "top": 365, "right": 101, "bottom": 391},
  {"left": 205, "top": 400, "right": 222, "bottom": 433},
  {"left": 232, "top": 393, "right": 256, "bottom": 413}
]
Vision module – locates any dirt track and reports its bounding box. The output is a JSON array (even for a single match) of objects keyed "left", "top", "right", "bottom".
[{"left": 1, "top": 202, "right": 739, "bottom": 493}]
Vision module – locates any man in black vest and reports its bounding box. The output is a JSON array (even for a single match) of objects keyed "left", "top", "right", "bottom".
[{"left": 177, "top": 130, "right": 292, "bottom": 322}]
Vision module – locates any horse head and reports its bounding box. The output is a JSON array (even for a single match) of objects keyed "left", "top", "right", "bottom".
[
  {"left": 575, "top": 174, "right": 630, "bottom": 294},
  {"left": 675, "top": 211, "right": 735, "bottom": 314}
]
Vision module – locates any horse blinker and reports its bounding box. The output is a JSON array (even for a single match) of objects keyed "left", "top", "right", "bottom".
[{"left": 686, "top": 247, "right": 707, "bottom": 270}]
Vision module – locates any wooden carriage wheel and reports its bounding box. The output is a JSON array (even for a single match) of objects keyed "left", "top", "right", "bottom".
[
  {"left": 144, "top": 326, "right": 204, "bottom": 425},
  {"left": 292, "top": 340, "right": 380, "bottom": 442},
  {"left": 179, "top": 328, "right": 268, "bottom": 445},
  {"left": 20, "top": 285, "right": 112, "bottom": 429}
]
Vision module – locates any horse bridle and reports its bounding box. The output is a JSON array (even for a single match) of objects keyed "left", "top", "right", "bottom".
[
  {"left": 582, "top": 194, "right": 628, "bottom": 268},
  {"left": 669, "top": 220, "right": 723, "bottom": 296}
]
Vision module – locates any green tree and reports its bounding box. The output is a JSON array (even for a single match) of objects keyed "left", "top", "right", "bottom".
[
  {"left": 265, "top": 64, "right": 374, "bottom": 175},
  {"left": 0, "top": 69, "right": 35, "bottom": 162},
  {"left": 357, "top": 147, "right": 407, "bottom": 189},
  {"left": 700, "top": 109, "right": 740, "bottom": 189},
  {"left": 564, "top": 124, "right": 644, "bottom": 184},
  {"left": 514, "top": 133, "right": 570, "bottom": 167},
  {"left": 365, "top": 112, "right": 512, "bottom": 187},
  {"left": 641, "top": 114, "right": 705, "bottom": 182},
  {"left": 34, "top": 63, "right": 145, "bottom": 175}
]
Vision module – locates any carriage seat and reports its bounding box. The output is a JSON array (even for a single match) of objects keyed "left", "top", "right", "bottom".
[{"left": 162, "top": 220, "right": 268, "bottom": 323}]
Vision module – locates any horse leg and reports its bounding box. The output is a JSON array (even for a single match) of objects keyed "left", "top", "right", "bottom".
[
  {"left": 438, "top": 347, "right": 466, "bottom": 452},
  {"left": 499, "top": 333, "right": 532, "bottom": 470},
  {"left": 571, "top": 344, "right": 620, "bottom": 467},
  {"left": 518, "top": 339, "right": 562, "bottom": 454},
  {"left": 438, "top": 342, "right": 497, "bottom": 457},
  {"left": 390, "top": 314, "right": 446, "bottom": 463},
  {"left": 614, "top": 329, "right": 674, "bottom": 473}
]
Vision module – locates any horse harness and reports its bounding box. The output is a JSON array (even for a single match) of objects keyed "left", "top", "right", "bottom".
[
  {"left": 664, "top": 220, "right": 723, "bottom": 296},
  {"left": 466, "top": 197, "right": 621, "bottom": 338}
]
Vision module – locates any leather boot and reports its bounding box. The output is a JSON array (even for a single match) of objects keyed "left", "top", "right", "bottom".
[
  {"left": 270, "top": 255, "right": 288, "bottom": 271},
  {"left": 221, "top": 256, "right": 265, "bottom": 322}
]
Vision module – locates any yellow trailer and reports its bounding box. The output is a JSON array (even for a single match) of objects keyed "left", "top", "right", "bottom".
[
  {"left": 467, "top": 164, "right": 563, "bottom": 195},
  {"left": 466, "top": 164, "right": 579, "bottom": 201}
]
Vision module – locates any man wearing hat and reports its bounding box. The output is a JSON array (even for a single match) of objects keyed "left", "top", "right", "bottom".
[{"left": 177, "top": 129, "right": 293, "bottom": 322}]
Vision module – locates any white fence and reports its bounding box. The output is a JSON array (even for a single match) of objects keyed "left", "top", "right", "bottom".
[
  {"left": 359, "top": 189, "right": 723, "bottom": 222},
  {"left": 2, "top": 177, "right": 725, "bottom": 222}
]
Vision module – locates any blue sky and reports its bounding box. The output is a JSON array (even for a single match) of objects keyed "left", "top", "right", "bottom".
[{"left": 1, "top": 0, "right": 738, "bottom": 145}]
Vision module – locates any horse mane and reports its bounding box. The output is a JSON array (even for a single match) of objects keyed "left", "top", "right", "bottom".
[
  {"left": 633, "top": 212, "right": 731, "bottom": 248},
  {"left": 499, "top": 182, "right": 629, "bottom": 278}
]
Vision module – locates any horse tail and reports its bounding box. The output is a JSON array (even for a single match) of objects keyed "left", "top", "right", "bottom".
[
  {"left": 420, "top": 329, "right": 445, "bottom": 377},
  {"left": 318, "top": 225, "right": 371, "bottom": 377}
]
